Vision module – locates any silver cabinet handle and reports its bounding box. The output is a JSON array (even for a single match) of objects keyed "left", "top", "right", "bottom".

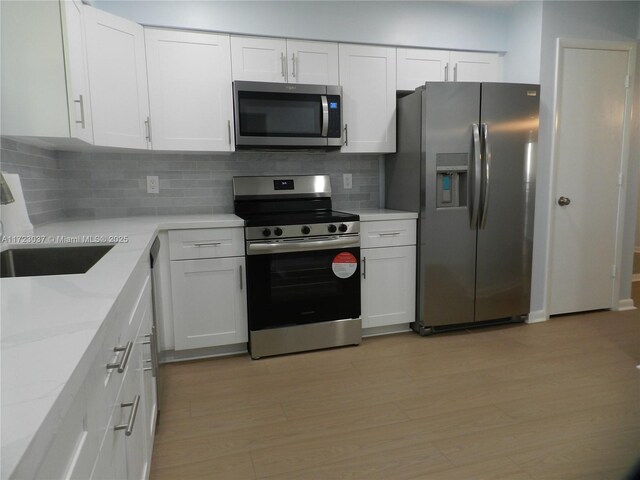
[
  {"left": 344, "top": 124, "right": 348, "bottom": 146},
  {"left": 114, "top": 395, "right": 140, "bottom": 436},
  {"left": 378, "top": 232, "right": 400, "bottom": 237},
  {"left": 362, "top": 257, "right": 366, "bottom": 279},
  {"left": 193, "top": 242, "right": 222, "bottom": 247},
  {"left": 227, "top": 119, "right": 232, "bottom": 145},
  {"left": 292, "top": 53, "right": 296, "bottom": 78},
  {"left": 239, "top": 264, "right": 243, "bottom": 290},
  {"left": 145, "top": 116, "right": 152, "bottom": 144},
  {"left": 321, "top": 95, "right": 329, "bottom": 137},
  {"left": 558, "top": 196, "right": 571, "bottom": 206},
  {"left": 145, "top": 329, "right": 159, "bottom": 378},
  {"left": 281, "top": 52, "right": 286, "bottom": 78},
  {"left": 444, "top": 63, "right": 449, "bottom": 81},
  {"left": 74, "top": 95, "right": 86, "bottom": 128},
  {"left": 106, "top": 341, "right": 133, "bottom": 373},
  {"left": 454, "top": 63, "right": 458, "bottom": 81},
  {"left": 479, "top": 123, "right": 491, "bottom": 229}
]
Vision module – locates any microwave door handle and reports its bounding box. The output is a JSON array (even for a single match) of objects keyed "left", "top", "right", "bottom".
[{"left": 321, "top": 95, "right": 329, "bottom": 137}]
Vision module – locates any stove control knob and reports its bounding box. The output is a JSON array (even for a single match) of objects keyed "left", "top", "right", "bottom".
[
  {"left": 339, "top": 223, "right": 348, "bottom": 233},
  {"left": 301, "top": 226, "right": 311, "bottom": 235},
  {"left": 327, "top": 224, "right": 337, "bottom": 233},
  {"left": 262, "top": 228, "right": 271, "bottom": 237},
  {"left": 274, "top": 227, "right": 283, "bottom": 236}
]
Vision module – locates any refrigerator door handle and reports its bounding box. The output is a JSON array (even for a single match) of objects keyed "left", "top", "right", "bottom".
[
  {"left": 470, "top": 123, "right": 482, "bottom": 229},
  {"left": 479, "top": 123, "right": 492, "bottom": 229}
]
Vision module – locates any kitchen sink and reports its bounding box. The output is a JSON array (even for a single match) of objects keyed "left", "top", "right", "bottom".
[{"left": 0, "top": 245, "right": 114, "bottom": 278}]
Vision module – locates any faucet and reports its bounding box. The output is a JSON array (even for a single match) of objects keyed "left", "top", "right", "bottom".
[{"left": 0, "top": 172, "right": 15, "bottom": 239}]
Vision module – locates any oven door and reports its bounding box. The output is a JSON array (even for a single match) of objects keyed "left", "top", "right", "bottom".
[
  {"left": 233, "top": 81, "right": 342, "bottom": 147},
  {"left": 246, "top": 246, "right": 360, "bottom": 330}
]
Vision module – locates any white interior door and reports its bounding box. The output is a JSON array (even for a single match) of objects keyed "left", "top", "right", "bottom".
[{"left": 549, "top": 43, "right": 633, "bottom": 315}]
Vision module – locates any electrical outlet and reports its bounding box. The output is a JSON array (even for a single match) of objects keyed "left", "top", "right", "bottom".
[
  {"left": 147, "top": 176, "right": 159, "bottom": 194},
  {"left": 343, "top": 173, "right": 353, "bottom": 189}
]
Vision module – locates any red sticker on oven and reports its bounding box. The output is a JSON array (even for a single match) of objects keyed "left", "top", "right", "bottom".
[{"left": 332, "top": 252, "right": 358, "bottom": 279}]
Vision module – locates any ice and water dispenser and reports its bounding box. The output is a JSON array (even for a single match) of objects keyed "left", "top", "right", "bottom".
[{"left": 435, "top": 153, "right": 468, "bottom": 208}]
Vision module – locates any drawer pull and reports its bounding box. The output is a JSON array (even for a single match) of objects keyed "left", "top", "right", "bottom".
[
  {"left": 114, "top": 395, "right": 140, "bottom": 436},
  {"left": 106, "top": 341, "right": 133, "bottom": 373},
  {"left": 192, "top": 242, "right": 222, "bottom": 247},
  {"left": 378, "top": 232, "right": 401, "bottom": 237},
  {"left": 362, "top": 257, "right": 366, "bottom": 279}
]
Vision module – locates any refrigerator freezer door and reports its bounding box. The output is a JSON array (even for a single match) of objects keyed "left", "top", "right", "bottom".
[
  {"left": 420, "top": 83, "right": 480, "bottom": 328},
  {"left": 475, "top": 83, "right": 539, "bottom": 322}
]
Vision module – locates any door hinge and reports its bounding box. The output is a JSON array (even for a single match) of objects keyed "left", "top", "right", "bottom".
[
  {"left": 612, "top": 264, "right": 617, "bottom": 278},
  {"left": 625, "top": 75, "right": 630, "bottom": 88},
  {"left": 618, "top": 172, "right": 624, "bottom": 187}
]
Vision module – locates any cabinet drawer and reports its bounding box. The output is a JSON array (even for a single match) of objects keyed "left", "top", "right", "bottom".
[
  {"left": 360, "top": 220, "right": 416, "bottom": 248},
  {"left": 169, "top": 228, "right": 244, "bottom": 260}
]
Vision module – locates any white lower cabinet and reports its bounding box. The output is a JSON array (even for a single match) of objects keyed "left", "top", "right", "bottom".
[
  {"left": 360, "top": 219, "right": 417, "bottom": 330},
  {"left": 169, "top": 228, "right": 248, "bottom": 351},
  {"left": 171, "top": 256, "right": 247, "bottom": 350}
]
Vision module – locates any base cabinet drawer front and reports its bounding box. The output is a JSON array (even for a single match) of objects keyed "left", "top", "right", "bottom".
[
  {"left": 362, "top": 245, "right": 416, "bottom": 328},
  {"left": 171, "top": 256, "right": 247, "bottom": 350},
  {"left": 360, "top": 219, "right": 417, "bottom": 248},
  {"left": 168, "top": 228, "right": 244, "bottom": 260},
  {"left": 91, "top": 334, "right": 148, "bottom": 480}
]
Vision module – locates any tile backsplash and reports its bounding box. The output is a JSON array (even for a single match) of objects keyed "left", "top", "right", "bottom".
[
  {"left": 1, "top": 138, "right": 381, "bottom": 224},
  {"left": 0, "top": 138, "right": 65, "bottom": 225}
]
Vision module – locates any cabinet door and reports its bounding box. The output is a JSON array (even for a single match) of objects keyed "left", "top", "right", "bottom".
[
  {"left": 145, "top": 29, "right": 234, "bottom": 151},
  {"left": 339, "top": 44, "right": 396, "bottom": 153},
  {"left": 397, "top": 48, "right": 449, "bottom": 90},
  {"left": 62, "top": 0, "right": 93, "bottom": 143},
  {"left": 84, "top": 6, "right": 150, "bottom": 149},
  {"left": 171, "top": 256, "right": 247, "bottom": 350},
  {"left": 125, "top": 333, "right": 149, "bottom": 480},
  {"left": 449, "top": 51, "right": 502, "bottom": 82},
  {"left": 139, "top": 302, "right": 158, "bottom": 445},
  {"left": 230, "top": 36, "right": 287, "bottom": 82},
  {"left": 362, "top": 246, "right": 416, "bottom": 328},
  {"left": 286, "top": 39, "right": 339, "bottom": 85}
]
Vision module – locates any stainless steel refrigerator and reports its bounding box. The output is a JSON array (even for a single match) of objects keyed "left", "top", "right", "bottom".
[{"left": 386, "top": 82, "right": 539, "bottom": 334}]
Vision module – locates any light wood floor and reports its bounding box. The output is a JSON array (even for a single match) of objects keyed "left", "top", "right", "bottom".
[{"left": 150, "top": 286, "right": 640, "bottom": 479}]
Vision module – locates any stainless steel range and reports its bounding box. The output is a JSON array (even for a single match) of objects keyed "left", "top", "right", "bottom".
[{"left": 233, "top": 175, "right": 362, "bottom": 359}]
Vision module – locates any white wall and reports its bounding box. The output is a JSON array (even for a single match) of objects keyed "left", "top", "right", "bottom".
[
  {"left": 531, "top": 0, "right": 640, "bottom": 314},
  {"left": 504, "top": 1, "right": 542, "bottom": 83},
  {"left": 91, "top": 0, "right": 509, "bottom": 52}
]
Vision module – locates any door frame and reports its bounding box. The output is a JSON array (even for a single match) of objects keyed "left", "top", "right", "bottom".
[{"left": 544, "top": 38, "right": 637, "bottom": 316}]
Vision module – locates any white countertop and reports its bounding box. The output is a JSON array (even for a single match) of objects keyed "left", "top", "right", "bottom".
[
  {"left": 0, "top": 215, "right": 243, "bottom": 479},
  {"left": 346, "top": 209, "right": 418, "bottom": 221}
]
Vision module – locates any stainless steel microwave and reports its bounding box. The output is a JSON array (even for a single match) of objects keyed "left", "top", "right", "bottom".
[{"left": 233, "top": 81, "right": 342, "bottom": 148}]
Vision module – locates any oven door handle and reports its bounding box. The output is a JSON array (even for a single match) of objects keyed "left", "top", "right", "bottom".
[{"left": 247, "top": 236, "right": 359, "bottom": 255}]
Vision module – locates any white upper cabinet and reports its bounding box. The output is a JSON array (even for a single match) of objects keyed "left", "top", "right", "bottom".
[
  {"left": 397, "top": 48, "right": 503, "bottom": 90},
  {"left": 145, "top": 28, "right": 234, "bottom": 152},
  {"left": 286, "top": 39, "right": 339, "bottom": 85},
  {"left": 0, "top": 0, "right": 93, "bottom": 143},
  {"left": 449, "top": 51, "right": 502, "bottom": 82},
  {"left": 397, "top": 48, "right": 449, "bottom": 90},
  {"left": 231, "top": 36, "right": 288, "bottom": 82},
  {"left": 339, "top": 44, "right": 396, "bottom": 153},
  {"left": 84, "top": 6, "right": 150, "bottom": 149},
  {"left": 231, "top": 36, "right": 339, "bottom": 85}
]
